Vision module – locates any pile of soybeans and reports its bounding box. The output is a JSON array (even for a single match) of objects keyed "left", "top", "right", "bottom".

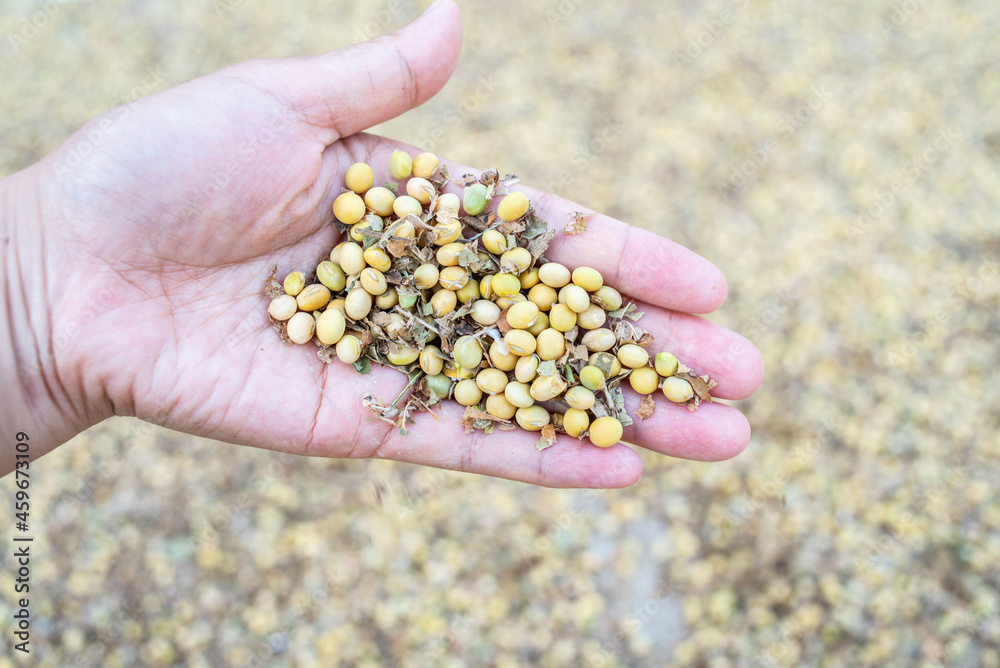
[{"left": 265, "top": 151, "right": 716, "bottom": 449}]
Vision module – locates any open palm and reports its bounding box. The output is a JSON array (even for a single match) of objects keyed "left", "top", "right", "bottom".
[{"left": 39, "top": 1, "right": 763, "bottom": 487}]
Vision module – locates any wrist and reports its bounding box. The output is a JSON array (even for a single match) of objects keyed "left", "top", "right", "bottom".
[{"left": 0, "top": 165, "right": 109, "bottom": 475}]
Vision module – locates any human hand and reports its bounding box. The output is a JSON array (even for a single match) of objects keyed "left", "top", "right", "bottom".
[{"left": 0, "top": 0, "right": 763, "bottom": 485}]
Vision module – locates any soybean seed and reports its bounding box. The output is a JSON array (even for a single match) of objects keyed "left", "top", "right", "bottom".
[
  {"left": 506, "top": 301, "right": 540, "bottom": 329},
  {"left": 268, "top": 294, "right": 297, "bottom": 321},
  {"left": 419, "top": 345, "right": 445, "bottom": 375},
  {"left": 316, "top": 261, "right": 347, "bottom": 292},
  {"left": 662, "top": 377, "right": 694, "bottom": 403},
  {"left": 526, "top": 312, "right": 550, "bottom": 336},
  {"left": 406, "top": 177, "right": 434, "bottom": 205},
  {"left": 476, "top": 368, "right": 509, "bottom": 395},
  {"left": 572, "top": 266, "right": 603, "bottom": 292},
  {"left": 411, "top": 152, "right": 439, "bottom": 178},
  {"left": 316, "top": 309, "right": 346, "bottom": 346},
  {"left": 430, "top": 289, "right": 457, "bottom": 317},
  {"left": 363, "top": 247, "right": 392, "bottom": 273},
  {"left": 515, "top": 405, "right": 550, "bottom": 431},
  {"left": 339, "top": 242, "right": 366, "bottom": 276},
  {"left": 515, "top": 354, "right": 540, "bottom": 383},
  {"left": 387, "top": 344, "right": 419, "bottom": 366},
  {"left": 548, "top": 304, "right": 578, "bottom": 332},
  {"left": 392, "top": 195, "right": 422, "bottom": 219},
  {"left": 375, "top": 288, "right": 398, "bottom": 309},
  {"left": 439, "top": 266, "right": 469, "bottom": 291},
  {"left": 336, "top": 335, "right": 362, "bottom": 364},
  {"left": 485, "top": 394, "right": 517, "bottom": 420},
  {"left": 414, "top": 264, "right": 440, "bottom": 290},
  {"left": 488, "top": 340, "right": 518, "bottom": 371},
  {"left": 581, "top": 328, "right": 617, "bottom": 352},
  {"left": 589, "top": 416, "right": 623, "bottom": 447},
  {"left": 287, "top": 311, "right": 316, "bottom": 344},
  {"left": 360, "top": 268, "right": 387, "bottom": 296},
  {"left": 563, "top": 409, "right": 590, "bottom": 438},
  {"left": 654, "top": 352, "right": 680, "bottom": 377},
  {"left": 436, "top": 242, "right": 464, "bottom": 266},
  {"left": 577, "top": 304, "right": 607, "bottom": 330},
  {"left": 345, "top": 162, "right": 374, "bottom": 193},
  {"left": 471, "top": 300, "right": 501, "bottom": 325},
  {"left": 463, "top": 183, "right": 488, "bottom": 215},
  {"left": 482, "top": 229, "right": 508, "bottom": 255},
  {"left": 497, "top": 192, "right": 529, "bottom": 222},
  {"left": 345, "top": 288, "right": 373, "bottom": 320},
  {"left": 530, "top": 374, "right": 567, "bottom": 402},
  {"left": 283, "top": 271, "right": 305, "bottom": 296},
  {"left": 564, "top": 386, "right": 596, "bottom": 411},
  {"left": 333, "top": 192, "right": 366, "bottom": 225},
  {"left": 579, "top": 366, "right": 605, "bottom": 391},
  {"left": 388, "top": 150, "right": 412, "bottom": 179},
  {"left": 456, "top": 279, "right": 480, "bottom": 304},
  {"left": 538, "top": 262, "right": 571, "bottom": 288},
  {"left": 297, "top": 284, "right": 332, "bottom": 312},
  {"left": 504, "top": 381, "right": 534, "bottom": 408},
  {"left": 364, "top": 186, "right": 396, "bottom": 217},
  {"left": 535, "top": 328, "right": 565, "bottom": 361},
  {"left": 629, "top": 367, "right": 660, "bottom": 395},
  {"left": 562, "top": 285, "right": 591, "bottom": 314},
  {"left": 453, "top": 336, "right": 484, "bottom": 369},
  {"left": 454, "top": 379, "right": 483, "bottom": 406},
  {"left": 617, "top": 344, "right": 649, "bottom": 369},
  {"left": 504, "top": 330, "right": 537, "bottom": 357}
]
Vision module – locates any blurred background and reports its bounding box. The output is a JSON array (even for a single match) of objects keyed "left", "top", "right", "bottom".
[{"left": 2, "top": 0, "right": 1000, "bottom": 666}]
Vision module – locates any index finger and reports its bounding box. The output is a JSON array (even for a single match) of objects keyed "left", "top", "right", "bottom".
[
  {"left": 518, "top": 188, "right": 729, "bottom": 315},
  {"left": 337, "top": 142, "right": 729, "bottom": 314}
]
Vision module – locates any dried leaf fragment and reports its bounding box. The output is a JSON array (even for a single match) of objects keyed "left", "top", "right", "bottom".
[
  {"left": 637, "top": 395, "right": 656, "bottom": 420},
  {"left": 535, "top": 424, "right": 558, "bottom": 451},
  {"left": 563, "top": 211, "right": 594, "bottom": 235},
  {"left": 460, "top": 406, "right": 511, "bottom": 433},
  {"left": 264, "top": 265, "right": 284, "bottom": 298}
]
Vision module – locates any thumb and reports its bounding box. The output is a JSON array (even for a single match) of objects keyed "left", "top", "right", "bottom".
[{"left": 250, "top": 0, "right": 463, "bottom": 140}]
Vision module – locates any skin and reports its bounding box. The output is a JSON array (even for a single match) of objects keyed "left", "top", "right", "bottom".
[{"left": 0, "top": 0, "right": 764, "bottom": 486}]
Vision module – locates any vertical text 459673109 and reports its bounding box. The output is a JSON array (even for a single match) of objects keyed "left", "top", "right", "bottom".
[{"left": 12, "top": 431, "right": 32, "bottom": 655}]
